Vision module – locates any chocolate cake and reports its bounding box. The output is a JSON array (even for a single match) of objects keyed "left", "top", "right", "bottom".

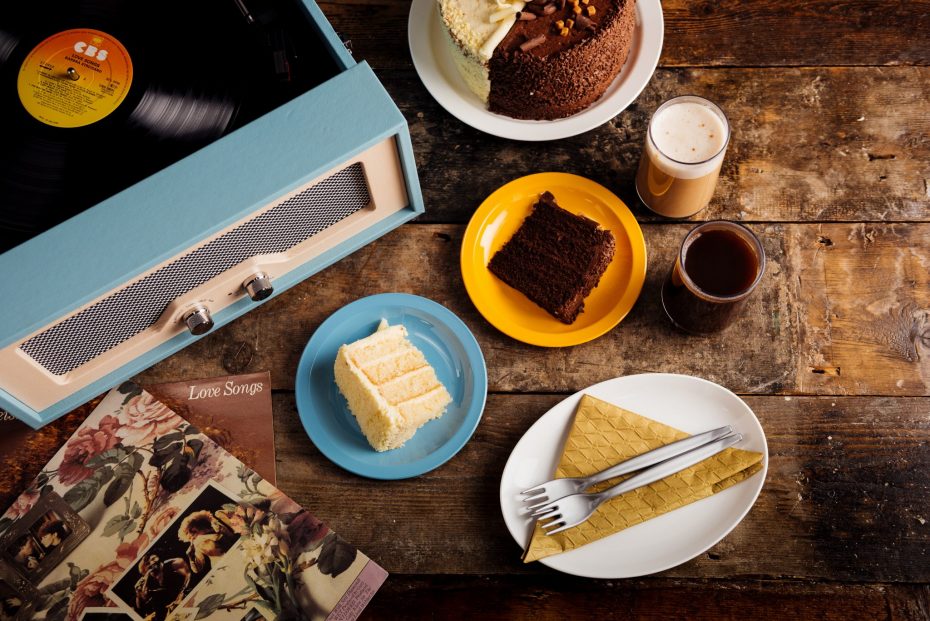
[
  {"left": 438, "top": 0, "right": 636, "bottom": 120},
  {"left": 488, "top": 191, "right": 615, "bottom": 323},
  {"left": 490, "top": 0, "right": 636, "bottom": 119}
]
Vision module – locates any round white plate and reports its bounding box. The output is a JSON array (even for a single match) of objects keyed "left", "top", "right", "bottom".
[
  {"left": 408, "top": 0, "right": 664, "bottom": 141},
  {"left": 499, "top": 373, "right": 768, "bottom": 578}
]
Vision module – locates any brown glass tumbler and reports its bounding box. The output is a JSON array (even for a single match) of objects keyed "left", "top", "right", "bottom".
[{"left": 661, "top": 221, "right": 765, "bottom": 334}]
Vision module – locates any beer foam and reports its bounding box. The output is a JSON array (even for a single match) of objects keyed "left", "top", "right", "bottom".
[{"left": 647, "top": 100, "right": 728, "bottom": 179}]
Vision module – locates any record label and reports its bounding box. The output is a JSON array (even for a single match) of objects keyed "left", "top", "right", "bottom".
[{"left": 17, "top": 28, "right": 132, "bottom": 128}]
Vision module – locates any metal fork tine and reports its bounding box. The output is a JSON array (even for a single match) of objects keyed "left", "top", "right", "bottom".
[
  {"left": 531, "top": 503, "right": 559, "bottom": 516},
  {"left": 522, "top": 493, "right": 547, "bottom": 505},
  {"left": 526, "top": 499, "right": 553, "bottom": 511},
  {"left": 544, "top": 522, "right": 574, "bottom": 535},
  {"left": 538, "top": 515, "right": 562, "bottom": 528},
  {"left": 520, "top": 486, "right": 545, "bottom": 497}
]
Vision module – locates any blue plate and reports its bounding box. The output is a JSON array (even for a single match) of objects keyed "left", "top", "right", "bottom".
[{"left": 295, "top": 293, "right": 488, "bottom": 479}]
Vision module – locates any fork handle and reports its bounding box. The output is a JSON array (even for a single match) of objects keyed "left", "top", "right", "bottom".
[
  {"left": 598, "top": 433, "right": 744, "bottom": 502},
  {"left": 585, "top": 425, "right": 733, "bottom": 487}
]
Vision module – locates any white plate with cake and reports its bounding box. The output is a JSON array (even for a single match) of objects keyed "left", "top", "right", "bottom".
[
  {"left": 296, "top": 293, "right": 487, "bottom": 479},
  {"left": 408, "top": 0, "right": 663, "bottom": 140},
  {"left": 500, "top": 373, "right": 768, "bottom": 578}
]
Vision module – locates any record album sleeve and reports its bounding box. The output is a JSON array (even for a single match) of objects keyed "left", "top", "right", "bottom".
[
  {"left": 145, "top": 373, "right": 276, "bottom": 485},
  {"left": 1, "top": 373, "right": 277, "bottom": 508},
  {"left": 0, "top": 385, "right": 386, "bottom": 620}
]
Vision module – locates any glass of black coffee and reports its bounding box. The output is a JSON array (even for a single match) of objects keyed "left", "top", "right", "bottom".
[{"left": 661, "top": 221, "right": 765, "bottom": 334}]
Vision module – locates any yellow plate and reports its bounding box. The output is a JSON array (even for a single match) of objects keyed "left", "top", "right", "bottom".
[{"left": 461, "top": 173, "right": 647, "bottom": 347}]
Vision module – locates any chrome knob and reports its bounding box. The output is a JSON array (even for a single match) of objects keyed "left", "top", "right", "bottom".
[
  {"left": 182, "top": 305, "right": 214, "bottom": 336},
  {"left": 243, "top": 272, "right": 274, "bottom": 301}
]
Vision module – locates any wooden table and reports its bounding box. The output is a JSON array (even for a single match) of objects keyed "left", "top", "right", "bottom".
[{"left": 25, "top": 1, "right": 930, "bottom": 618}]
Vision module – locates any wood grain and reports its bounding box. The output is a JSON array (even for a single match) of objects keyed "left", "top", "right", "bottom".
[
  {"left": 389, "top": 67, "right": 930, "bottom": 224},
  {"left": 659, "top": 1, "right": 930, "bottom": 68},
  {"left": 136, "top": 222, "right": 930, "bottom": 397},
  {"left": 320, "top": 0, "right": 930, "bottom": 69},
  {"left": 362, "top": 577, "right": 930, "bottom": 620},
  {"left": 797, "top": 224, "right": 930, "bottom": 396},
  {"left": 270, "top": 393, "right": 930, "bottom": 582}
]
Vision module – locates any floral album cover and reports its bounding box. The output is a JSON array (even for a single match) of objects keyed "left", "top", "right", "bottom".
[
  {"left": 0, "top": 384, "right": 386, "bottom": 621},
  {"left": 0, "top": 371, "right": 277, "bottom": 512}
]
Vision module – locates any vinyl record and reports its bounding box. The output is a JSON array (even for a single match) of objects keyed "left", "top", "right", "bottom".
[
  {"left": 0, "top": 0, "right": 256, "bottom": 252},
  {"left": 0, "top": 0, "right": 343, "bottom": 253},
  {"left": 0, "top": 28, "right": 20, "bottom": 69}
]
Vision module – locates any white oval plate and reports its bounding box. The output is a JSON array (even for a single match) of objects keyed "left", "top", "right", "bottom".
[
  {"left": 408, "top": 0, "right": 664, "bottom": 141},
  {"left": 500, "top": 373, "right": 768, "bottom": 578}
]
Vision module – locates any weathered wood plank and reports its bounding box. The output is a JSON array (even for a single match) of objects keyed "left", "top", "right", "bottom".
[
  {"left": 137, "top": 222, "right": 930, "bottom": 396},
  {"left": 362, "top": 576, "right": 930, "bottom": 620},
  {"left": 321, "top": 0, "right": 930, "bottom": 69},
  {"left": 659, "top": 1, "right": 930, "bottom": 68},
  {"left": 796, "top": 224, "right": 930, "bottom": 395},
  {"left": 137, "top": 223, "right": 800, "bottom": 395},
  {"left": 391, "top": 67, "right": 930, "bottom": 224},
  {"left": 271, "top": 393, "right": 930, "bottom": 581}
]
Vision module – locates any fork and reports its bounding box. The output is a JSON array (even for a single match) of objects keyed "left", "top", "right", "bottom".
[
  {"left": 521, "top": 424, "right": 733, "bottom": 509},
  {"left": 532, "top": 433, "right": 744, "bottom": 535}
]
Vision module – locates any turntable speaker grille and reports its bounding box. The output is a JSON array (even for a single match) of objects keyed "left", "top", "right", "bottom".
[{"left": 20, "top": 163, "right": 370, "bottom": 376}]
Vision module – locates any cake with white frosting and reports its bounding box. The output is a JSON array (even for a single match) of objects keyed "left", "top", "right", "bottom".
[{"left": 437, "top": 0, "right": 636, "bottom": 120}]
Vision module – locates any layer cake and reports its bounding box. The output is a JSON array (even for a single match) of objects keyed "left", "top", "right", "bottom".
[
  {"left": 438, "top": 0, "right": 636, "bottom": 120},
  {"left": 334, "top": 320, "right": 452, "bottom": 451},
  {"left": 488, "top": 191, "right": 615, "bottom": 323}
]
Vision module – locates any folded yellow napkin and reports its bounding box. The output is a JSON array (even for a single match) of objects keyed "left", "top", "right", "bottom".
[{"left": 523, "top": 394, "right": 763, "bottom": 563}]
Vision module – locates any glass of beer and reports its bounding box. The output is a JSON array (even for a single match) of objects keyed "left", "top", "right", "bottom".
[
  {"left": 661, "top": 221, "right": 765, "bottom": 334},
  {"left": 635, "top": 95, "right": 730, "bottom": 218}
]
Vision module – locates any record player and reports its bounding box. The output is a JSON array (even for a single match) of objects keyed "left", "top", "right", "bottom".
[{"left": 0, "top": 0, "right": 424, "bottom": 427}]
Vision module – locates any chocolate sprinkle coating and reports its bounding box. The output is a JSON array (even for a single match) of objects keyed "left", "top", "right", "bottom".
[{"left": 488, "top": 0, "right": 636, "bottom": 120}]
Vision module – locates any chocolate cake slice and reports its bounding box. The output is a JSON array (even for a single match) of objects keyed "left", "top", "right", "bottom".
[{"left": 488, "top": 191, "right": 616, "bottom": 324}]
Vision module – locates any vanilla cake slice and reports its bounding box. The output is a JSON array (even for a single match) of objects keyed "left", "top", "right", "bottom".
[{"left": 334, "top": 320, "right": 452, "bottom": 451}]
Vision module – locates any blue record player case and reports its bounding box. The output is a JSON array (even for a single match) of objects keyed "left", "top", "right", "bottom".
[{"left": 0, "top": 0, "right": 424, "bottom": 428}]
